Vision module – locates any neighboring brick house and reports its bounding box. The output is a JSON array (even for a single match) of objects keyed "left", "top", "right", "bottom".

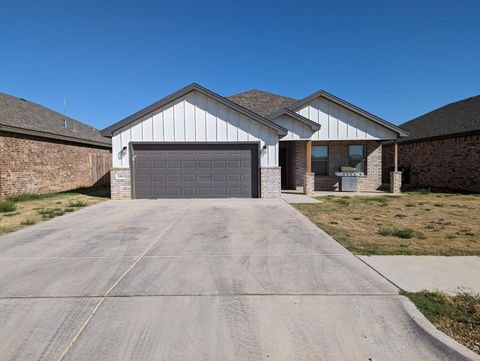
[
  {"left": 102, "top": 83, "right": 407, "bottom": 200},
  {"left": 383, "top": 95, "right": 480, "bottom": 192},
  {"left": 0, "top": 92, "right": 111, "bottom": 197}
]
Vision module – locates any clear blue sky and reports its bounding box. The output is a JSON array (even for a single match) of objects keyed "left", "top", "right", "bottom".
[{"left": 1, "top": 0, "right": 479, "bottom": 130}]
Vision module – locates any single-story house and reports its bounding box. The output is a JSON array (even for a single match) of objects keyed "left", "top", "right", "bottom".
[
  {"left": 383, "top": 95, "right": 480, "bottom": 193},
  {"left": 102, "top": 83, "right": 408, "bottom": 199},
  {"left": 0, "top": 92, "right": 111, "bottom": 197}
]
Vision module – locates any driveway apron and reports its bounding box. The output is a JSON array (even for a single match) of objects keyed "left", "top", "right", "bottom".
[{"left": 0, "top": 199, "right": 473, "bottom": 360}]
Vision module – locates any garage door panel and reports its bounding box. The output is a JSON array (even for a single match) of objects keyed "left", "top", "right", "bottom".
[{"left": 132, "top": 143, "right": 258, "bottom": 199}]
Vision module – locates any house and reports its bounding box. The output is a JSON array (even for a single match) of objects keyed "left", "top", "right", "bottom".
[
  {"left": 0, "top": 92, "right": 111, "bottom": 197},
  {"left": 102, "top": 83, "right": 407, "bottom": 199},
  {"left": 383, "top": 95, "right": 480, "bottom": 193}
]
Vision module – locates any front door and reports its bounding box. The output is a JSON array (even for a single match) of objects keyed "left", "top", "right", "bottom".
[{"left": 279, "top": 147, "right": 288, "bottom": 189}]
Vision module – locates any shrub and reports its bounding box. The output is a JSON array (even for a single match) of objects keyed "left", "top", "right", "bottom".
[
  {"left": 378, "top": 227, "right": 415, "bottom": 239},
  {"left": 37, "top": 208, "right": 65, "bottom": 219},
  {"left": 7, "top": 193, "right": 43, "bottom": 202},
  {"left": 67, "top": 200, "right": 87, "bottom": 208},
  {"left": 0, "top": 200, "right": 17, "bottom": 213},
  {"left": 20, "top": 219, "right": 36, "bottom": 226}
]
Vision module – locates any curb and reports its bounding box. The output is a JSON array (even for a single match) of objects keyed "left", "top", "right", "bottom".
[{"left": 400, "top": 296, "right": 480, "bottom": 361}]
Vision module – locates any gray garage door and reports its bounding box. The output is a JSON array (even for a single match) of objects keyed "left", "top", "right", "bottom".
[{"left": 131, "top": 143, "right": 259, "bottom": 199}]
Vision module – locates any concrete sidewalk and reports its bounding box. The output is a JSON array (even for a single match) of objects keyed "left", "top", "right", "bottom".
[{"left": 359, "top": 256, "right": 480, "bottom": 294}]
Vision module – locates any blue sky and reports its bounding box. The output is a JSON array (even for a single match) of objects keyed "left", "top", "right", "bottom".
[{"left": 1, "top": 0, "right": 479, "bottom": 130}]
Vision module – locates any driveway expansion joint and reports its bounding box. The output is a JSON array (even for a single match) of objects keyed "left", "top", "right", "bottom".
[{"left": 55, "top": 201, "right": 193, "bottom": 361}]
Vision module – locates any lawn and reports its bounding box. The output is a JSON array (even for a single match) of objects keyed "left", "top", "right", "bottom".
[
  {"left": 403, "top": 291, "right": 480, "bottom": 354},
  {"left": 293, "top": 190, "right": 480, "bottom": 255},
  {"left": 0, "top": 186, "right": 110, "bottom": 235}
]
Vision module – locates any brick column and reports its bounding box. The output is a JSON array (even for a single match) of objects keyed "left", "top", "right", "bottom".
[
  {"left": 304, "top": 172, "right": 315, "bottom": 195},
  {"left": 304, "top": 140, "right": 313, "bottom": 195},
  {"left": 111, "top": 168, "right": 131, "bottom": 200},
  {"left": 260, "top": 167, "right": 281, "bottom": 199},
  {"left": 390, "top": 171, "right": 402, "bottom": 194}
]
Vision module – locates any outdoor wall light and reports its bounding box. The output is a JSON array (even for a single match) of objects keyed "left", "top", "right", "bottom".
[{"left": 119, "top": 146, "right": 127, "bottom": 158}]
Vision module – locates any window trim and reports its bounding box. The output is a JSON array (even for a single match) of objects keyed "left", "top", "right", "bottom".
[
  {"left": 311, "top": 145, "right": 329, "bottom": 176},
  {"left": 348, "top": 144, "right": 367, "bottom": 174}
]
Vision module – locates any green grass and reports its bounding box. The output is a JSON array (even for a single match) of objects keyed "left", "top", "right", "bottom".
[
  {"left": 335, "top": 198, "right": 350, "bottom": 206},
  {"left": 0, "top": 200, "right": 17, "bottom": 213},
  {"left": 378, "top": 227, "right": 415, "bottom": 239},
  {"left": 6, "top": 193, "right": 46, "bottom": 202},
  {"left": 295, "top": 191, "right": 480, "bottom": 256},
  {"left": 20, "top": 219, "right": 36, "bottom": 226},
  {"left": 402, "top": 291, "right": 480, "bottom": 354},
  {"left": 37, "top": 207, "right": 66, "bottom": 219},
  {"left": 67, "top": 200, "right": 87, "bottom": 208}
]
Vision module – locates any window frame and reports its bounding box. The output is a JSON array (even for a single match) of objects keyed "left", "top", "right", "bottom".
[
  {"left": 348, "top": 144, "right": 366, "bottom": 174},
  {"left": 311, "top": 145, "right": 329, "bottom": 176}
]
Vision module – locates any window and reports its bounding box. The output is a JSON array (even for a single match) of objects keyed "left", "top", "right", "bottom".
[
  {"left": 312, "top": 145, "right": 328, "bottom": 176},
  {"left": 349, "top": 144, "right": 366, "bottom": 173}
]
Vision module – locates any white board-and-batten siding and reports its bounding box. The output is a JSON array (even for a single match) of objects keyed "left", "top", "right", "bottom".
[
  {"left": 271, "top": 115, "right": 313, "bottom": 140},
  {"left": 112, "top": 91, "right": 279, "bottom": 168},
  {"left": 296, "top": 97, "right": 397, "bottom": 140}
]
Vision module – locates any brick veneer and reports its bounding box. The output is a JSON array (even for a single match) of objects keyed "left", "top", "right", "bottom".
[
  {"left": 0, "top": 131, "right": 111, "bottom": 197},
  {"left": 390, "top": 171, "right": 402, "bottom": 193},
  {"left": 304, "top": 172, "right": 315, "bottom": 195},
  {"left": 295, "top": 141, "right": 306, "bottom": 189},
  {"left": 111, "top": 168, "right": 131, "bottom": 200},
  {"left": 312, "top": 140, "right": 383, "bottom": 192},
  {"left": 383, "top": 134, "right": 480, "bottom": 192},
  {"left": 260, "top": 167, "right": 281, "bottom": 198}
]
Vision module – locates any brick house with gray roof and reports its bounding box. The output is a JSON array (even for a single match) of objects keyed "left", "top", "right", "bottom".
[
  {"left": 102, "top": 83, "right": 407, "bottom": 199},
  {"left": 383, "top": 95, "right": 480, "bottom": 192},
  {"left": 0, "top": 92, "right": 111, "bottom": 197}
]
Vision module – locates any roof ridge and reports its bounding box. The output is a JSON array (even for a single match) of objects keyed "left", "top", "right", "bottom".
[{"left": 228, "top": 88, "right": 297, "bottom": 101}]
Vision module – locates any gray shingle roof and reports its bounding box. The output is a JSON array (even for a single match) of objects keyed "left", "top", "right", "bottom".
[
  {"left": 227, "top": 89, "right": 297, "bottom": 118},
  {"left": 400, "top": 95, "right": 480, "bottom": 142},
  {"left": 0, "top": 92, "right": 110, "bottom": 146}
]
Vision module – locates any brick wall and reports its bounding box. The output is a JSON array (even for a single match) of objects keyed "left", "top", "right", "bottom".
[
  {"left": 0, "top": 131, "right": 111, "bottom": 197},
  {"left": 295, "top": 141, "right": 306, "bottom": 188},
  {"left": 311, "top": 140, "right": 383, "bottom": 191},
  {"left": 111, "top": 168, "right": 131, "bottom": 200},
  {"left": 383, "top": 134, "right": 480, "bottom": 192},
  {"left": 260, "top": 167, "right": 281, "bottom": 198}
]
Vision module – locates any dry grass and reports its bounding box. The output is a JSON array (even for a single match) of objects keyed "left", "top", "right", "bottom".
[
  {"left": 293, "top": 190, "right": 480, "bottom": 255},
  {"left": 403, "top": 291, "right": 480, "bottom": 354},
  {"left": 0, "top": 186, "right": 110, "bottom": 235}
]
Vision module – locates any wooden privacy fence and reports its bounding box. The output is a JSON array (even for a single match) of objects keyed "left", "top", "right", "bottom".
[{"left": 89, "top": 153, "right": 111, "bottom": 186}]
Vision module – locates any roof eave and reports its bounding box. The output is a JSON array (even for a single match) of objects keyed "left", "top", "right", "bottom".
[
  {"left": 0, "top": 124, "right": 112, "bottom": 148},
  {"left": 102, "top": 83, "right": 288, "bottom": 137}
]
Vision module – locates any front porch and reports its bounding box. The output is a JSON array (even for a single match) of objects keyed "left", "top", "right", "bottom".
[{"left": 279, "top": 140, "right": 398, "bottom": 194}]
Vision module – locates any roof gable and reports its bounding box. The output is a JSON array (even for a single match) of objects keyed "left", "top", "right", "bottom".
[
  {"left": 267, "top": 108, "right": 320, "bottom": 131},
  {"left": 102, "top": 84, "right": 287, "bottom": 137},
  {"left": 0, "top": 92, "right": 110, "bottom": 146},
  {"left": 289, "top": 90, "right": 408, "bottom": 137}
]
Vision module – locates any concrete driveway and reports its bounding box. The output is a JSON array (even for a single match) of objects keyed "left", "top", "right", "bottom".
[{"left": 0, "top": 199, "right": 475, "bottom": 360}]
